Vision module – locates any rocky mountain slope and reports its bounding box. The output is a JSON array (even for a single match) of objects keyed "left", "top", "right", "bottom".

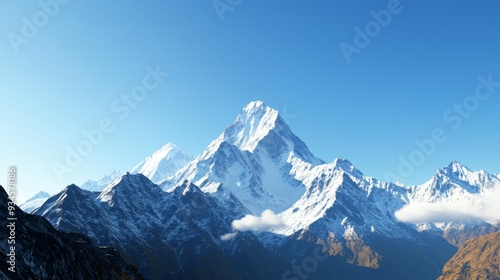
[
  {"left": 438, "top": 230, "right": 500, "bottom": 280},
  {"left": 21, "top": 101, "right": 500, "bottom": 279},
  {"left": 0, "top": 185, "right": 143, "bottom": 280},
  {"left": 32, "top": 174, "right": 289, "bottom": 279}
]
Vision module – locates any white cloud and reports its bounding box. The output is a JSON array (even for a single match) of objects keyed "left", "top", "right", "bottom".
[
  {"left": 220, "top": 231, "right": 238, "bottom": 241},
  {"left": 395, "top": 202, "right": 479, "bottom": 223},
  {"left": 395, "top": 187, "right": 500, "bottom": 223},
  {"left": 220, "top": 210, "right": 286, "bottom": 242},
  {"left": 232, "top": 209, "right": 286, "bottom": 232}
]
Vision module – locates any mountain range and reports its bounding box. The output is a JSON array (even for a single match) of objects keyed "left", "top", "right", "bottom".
[
  {"left": 0, "top": 185, "right": 143, "bottom": 280},
  {"left": 16, "top": 101, "right": 500, "bottom": 279}
]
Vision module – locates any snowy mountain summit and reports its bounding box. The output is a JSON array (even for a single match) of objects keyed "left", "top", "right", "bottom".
[
  {"left": 29, "top": 100, "right": 500, "bottom": 280},
  {"left": 81, "top": 169, "right": 125, "bottom": 192},
  {"left": 197, "top": 100, "right": 322, "bottom": 164},
  {"left": 230, "top": 100, "right": 322, "bottom": 164},
  {"left": 131, "top": 143, "right": 191, "bottom": 183},
  {"left": 409, "top": 161, "right": 500, "bottom": 203},
  {"left": 160, "top": 100, "right": 323, "bottom": 213},
  {"left": 224, "top": 100, "right": 277, "bottom": 152},
  {"left": 19, "top": 191, "right": 51, "bottom": 213}
]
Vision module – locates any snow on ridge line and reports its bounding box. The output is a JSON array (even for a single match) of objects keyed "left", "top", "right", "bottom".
[
  {"left": 131, "top": 142, "right": 191, "bottom": 184},
  {"left": 55, "top": 101, "right": 500, "bottom": 242},
  {"left": 224, "top": 101, "right": 280, "bottom": 153},
  {"left": 81, "top": 170, "right": 125, "bottom": 192}
]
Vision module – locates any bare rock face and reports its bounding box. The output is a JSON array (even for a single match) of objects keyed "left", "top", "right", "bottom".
[{"left": 439, "top": 230, "right": 500, "bottom": 280}]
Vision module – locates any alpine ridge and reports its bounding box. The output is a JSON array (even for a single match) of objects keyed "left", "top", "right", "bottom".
[
  {"left": 159, "top": 100, "right": 324, "bottom": 213},
  {"left": 19, "top": 191, "right": 50, "bottom": 213},
  {"left": 0, "top": 185, "right": 143, "bottom": 280},
  {"left": 81, "top": 169, "right": 125, "bottom": 192},
  {"left": 24, "top": 101, "right": 500, "bottom": 279},
  {"left": 131, "top": 143, "right": 191, "bottom": 183}
]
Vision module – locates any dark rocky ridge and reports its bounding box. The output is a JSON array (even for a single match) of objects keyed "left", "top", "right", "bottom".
[{"left": 0, "top": 185, "right": 143, "bottom": 280}]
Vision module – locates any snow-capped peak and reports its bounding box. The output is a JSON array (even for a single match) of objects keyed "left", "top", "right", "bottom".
[
  {"left": 409, "top": 161, "right": 500, "bottom": 205},
  {"left": 98, "top": 173, "right": 162, "bottom": 205},
  {"left": 440, "top": 161, "right": 471, "bottom": 176},
  {"left": 81, "top": 169, "right": 125, "bottom": 192},
  {"left": 181, "top": 180, "right": 203, "bottom": 196},
  {"left": 205, "top": 101, "right": 322, "bottom": 164},
  {"left": 131, "top": 142, "right": 191, "bottom": 183},
  {"left": 19, "top": 191, "right": 51, "bottom": 213},
  {"left": 435, "top": 161, "right": 472, "bottom": 184},
  {"left": 221, "top": 100, "right": 280, "bottom": 152},
  {"left": 102, "top": 172, "right": 151, "bottom": 192},
  {"left": 160, "top": 101, "right": 324, "bottom": 213},
  {"left": 434, "top": 161, "right": 499, "bottom": 190},
  {"left": 24, "top": 191, "right": 50, "bottom": 203},
  {"left": 331, "top": 158, "right": 364, "bottom": 178}
]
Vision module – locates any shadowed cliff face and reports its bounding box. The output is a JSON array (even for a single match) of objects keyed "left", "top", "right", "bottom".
[{"left": 0, "top": 185, "right": 143, "bottom": 280}]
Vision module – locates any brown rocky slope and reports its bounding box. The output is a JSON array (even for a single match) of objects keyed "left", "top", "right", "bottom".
[{"left": 439, "top": 230, "right": 500, "bottom": 280}]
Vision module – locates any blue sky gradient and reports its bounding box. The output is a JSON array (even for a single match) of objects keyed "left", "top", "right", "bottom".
[{"left": 1, "top": 0, "right": 500, "bottom": 202}]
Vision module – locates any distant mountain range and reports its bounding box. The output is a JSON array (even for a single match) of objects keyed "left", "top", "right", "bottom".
[
  {"left": 18, "top": 191, "right": 50, "bottom": 213},
  {"left": 0, "top": 186, "right": 143, "bottom": 280},
  {"left": 17, "top": 101, "right": 500, "bottom": 279}
]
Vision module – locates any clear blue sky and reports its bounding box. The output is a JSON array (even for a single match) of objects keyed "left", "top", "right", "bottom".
[{"left": 1, "top": 0, "right": 499, "bottom": 203}]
